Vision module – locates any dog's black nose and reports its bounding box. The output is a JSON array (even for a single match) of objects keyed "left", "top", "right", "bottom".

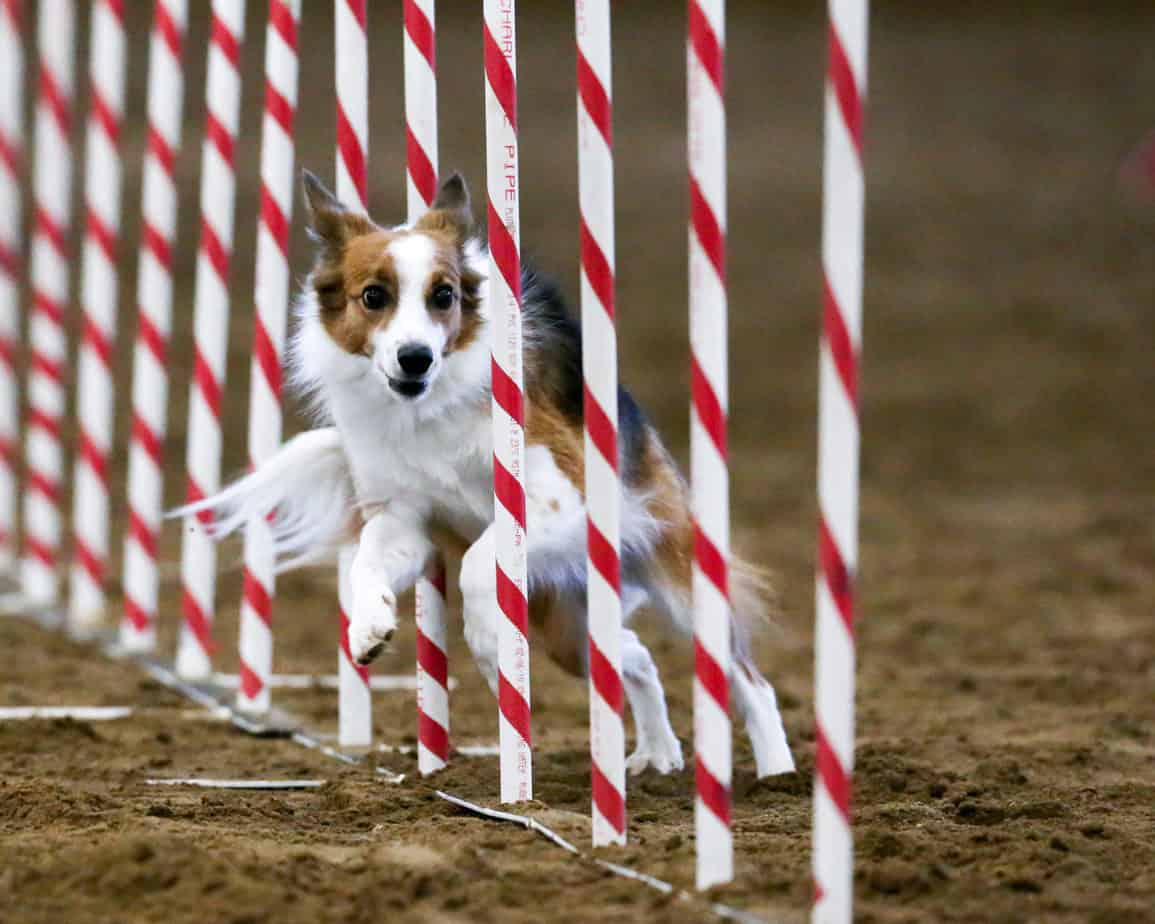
[{"left": 397, "top": 343, "right": 433, "bottom": 377}]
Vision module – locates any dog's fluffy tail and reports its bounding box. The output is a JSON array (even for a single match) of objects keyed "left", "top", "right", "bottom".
[
  {"left": 171, "top": 427, "right": 356, "bottom": 572},
  {"left": 728, "top": 554, "right": 779, "bottom": 653},
  {"left": 645, "top": 546, "right": 775, "bottom": 649}
]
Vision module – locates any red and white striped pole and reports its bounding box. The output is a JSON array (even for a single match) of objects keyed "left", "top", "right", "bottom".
[
  {"left": 688, "top": 0, "right": 732, "bottom": 890},
  {"left": 404, "top": 0, "right": 437, "bottom": 220},
  {"left": 234, "top": 0, "right": 301, "bottom": 712},
  {"left": 812, "top": 1, "right": 868, "bottom": 920},
  {"left": 176, "top": 0, "right": 247, "bottom": 680},
  {"left": 404, "top": 0, "right": 450, "bottom": 776},
  {"left": 334, "top": 0, "right": 373, "bottom": 745},
  {"left": 484, "top": 0, "right": 532, "bottom": 804},
  {"left": 120, "top": 0, "right": 188, "bottom": 652},
  {"left": 415, "top": 559, "right": 449, "bottom": 774},
  {"left": 21, "top": 0, "right": 78, "bottom": 605},
  {"left": 68, "top": 0, "right": 127, "bottom": 632},
  {"left": 0, "top": 0, "right": 25, "bottom": 576},
  {"left": 576, "top": 0, "right": 625, "bottom": 847},
  {"left": 335, "top": 0, "right": 368, "bottom": 211},
  {"left": 336, "top": 544, "right": 371, "bottom": 744}
]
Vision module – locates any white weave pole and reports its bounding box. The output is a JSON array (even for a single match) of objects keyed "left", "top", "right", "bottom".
[
  {"left": 68, "top": 0, "right": 128, "bottom": 632},
  {"left": 0, "top": 0, "right": 25, "bottom": 576},
  {"left": 415, "top": 558, "right": 449, "bottom": 773},
  {"left": 234, "top": 0, "right": 301, "bottom": 713},
  {"left": 336, "top": 543, "right": 373, "bottom": 745},
  {"left": 176, "top": 0, "right": 247, "bottom": 681},
  {"left": 484, "top": 0, "right": 532, "bottom": 804},
  {"left": 575, "top": 0, "right": 625, "bottom": 847},
  {"left": 404, "top": 0, "right": 438, "bottom": 221},
  {"left": 688, "top": 0, "right": 732, "bottom": 890},
  {"left": 334, "top": 0, "right": 373, "bottom": 746},
  {"left": 812, "top": 1, "right": 868, "bottom": 921},
  {"left": 404, "top": 0, "right": 450, "bottom": 777},
  {"left": 21, "top": 0, "right": 77, "bottom": 605},
  {"left": 120, "top": 0, "right": 190, "bottom": 653}
]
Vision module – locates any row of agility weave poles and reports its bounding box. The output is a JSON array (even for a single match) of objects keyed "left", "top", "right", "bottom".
[{"left": 0, "top": 0, "right": 868, "bottom": 916}]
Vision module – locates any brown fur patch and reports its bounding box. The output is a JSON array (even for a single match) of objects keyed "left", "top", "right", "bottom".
[
  {"left": 315, "top": 229, "right": 398, "bottom": 356},
  {"left": 525, "top": 398, "right": 585, "bottom": 495},
  {"left": 528, "top": 588, "right": 586, "bottom": 678},
  {"left": 638, "top": 428, "right": 695, "bottom": 602},
  {"left": 310, "top": 220, "right": 484, "bottom": 361},
  {"left": 414, "top": 208, "right": 465, "bottom": 242},
  {"left": 447, "top": 267, "right": 485, "bottom": 353}
]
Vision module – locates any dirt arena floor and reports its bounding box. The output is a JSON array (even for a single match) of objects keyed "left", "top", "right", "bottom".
[{"left": 3, "top": 2, "right": 1154, "bottom": 922}]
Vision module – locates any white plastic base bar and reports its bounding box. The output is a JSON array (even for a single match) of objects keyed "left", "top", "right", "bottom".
[
  {"left": 377, "top": 742, "right": 499, "bottom": 758},
  {"left": 0, "top": 706, "right": 134, "bottom": 720},
  {"left": 0, "top": 707, "right": 233, "bottom": 723},
  {"left": 145, "top": 778, "right": 325, "bottom": 790},
  {"left": 211, "top": 672, "right": 458, "bottom": 692}
]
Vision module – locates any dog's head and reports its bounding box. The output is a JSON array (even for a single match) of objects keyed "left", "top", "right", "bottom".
[{"left": 301, "top": 170, "right": 484, "bottom": 402}]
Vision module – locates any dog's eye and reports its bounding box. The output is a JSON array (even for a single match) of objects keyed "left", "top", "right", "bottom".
[
  {"left": 361, "top": 285, "right": 387, "bottom": 311},
  {"left": 430, "top": 285, "right": 455, "bottom": 311}
]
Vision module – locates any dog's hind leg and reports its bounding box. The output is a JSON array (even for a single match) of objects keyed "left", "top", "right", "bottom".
[
  {"left": 634, "top": 502, "right": 795, "bottom": 777},
  {"left": 621, "top": 624, "right": 685, "bottom": 775},
  {"left": 728, "top": 559, "right": 795, "bottom": 777},
  {"left": 523, "top": 576, "right": 685, "bottom": 777},
  {"left": 732, "top": 654, "right": 795, "bottom": 777}
]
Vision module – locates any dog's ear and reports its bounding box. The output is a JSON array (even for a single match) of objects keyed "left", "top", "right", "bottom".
[
  {"left": 416, "top": 172, "right": 473, "bottom": 241},
  {"left": 432, "top": 172, "right": 471, "bottom": 216},
  {"left": 301, "top": 169, "right": 374, "bottom": 252}
]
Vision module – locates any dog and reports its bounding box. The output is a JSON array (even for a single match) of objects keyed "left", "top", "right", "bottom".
[{"left": 188, "top": 170, "right": 794, "bottom": 777}]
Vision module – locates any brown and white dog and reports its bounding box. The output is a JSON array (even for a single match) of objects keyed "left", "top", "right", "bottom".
[{"left": 191, "top": 171, "right": 794, "bottom": 777}]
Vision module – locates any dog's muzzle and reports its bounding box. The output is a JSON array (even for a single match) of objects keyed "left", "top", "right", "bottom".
[
  {"left": 388, "top": 377, "right": 427, "bottom": 398},
  {"left": 388, "top": 343, "right": 434, "bottom": 398}
]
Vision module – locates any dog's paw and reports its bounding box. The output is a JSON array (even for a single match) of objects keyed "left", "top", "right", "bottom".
[
  {"left": 752, "top": 733, "right": 796, "bottom": 778},
  {"left": 348, "top": 582, "right": 397, "bottom": 666},
  {"left": 626, "top": 735, "right": 685, "bottom": 776}
]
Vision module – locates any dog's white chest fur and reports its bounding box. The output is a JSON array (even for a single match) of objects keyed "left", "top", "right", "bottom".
[{"left": 326, "top": 376, "right": 495, "bottom": 541}]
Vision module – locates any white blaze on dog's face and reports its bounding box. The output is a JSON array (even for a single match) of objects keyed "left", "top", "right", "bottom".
[
  {"left": 371, "top": 234, "right": 451, "bottom": 397},
  {"left": 302, "top": 171, "right": 483, "bottom": 401}
]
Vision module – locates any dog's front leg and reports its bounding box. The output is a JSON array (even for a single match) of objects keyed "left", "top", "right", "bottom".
[{"left": 347, "top": 508, "right": 434, "bottom": 665}]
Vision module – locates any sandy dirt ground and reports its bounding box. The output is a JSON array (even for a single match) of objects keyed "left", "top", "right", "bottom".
[{"left": 2, "top": 2, "right": 1154, "bottom": 922}]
